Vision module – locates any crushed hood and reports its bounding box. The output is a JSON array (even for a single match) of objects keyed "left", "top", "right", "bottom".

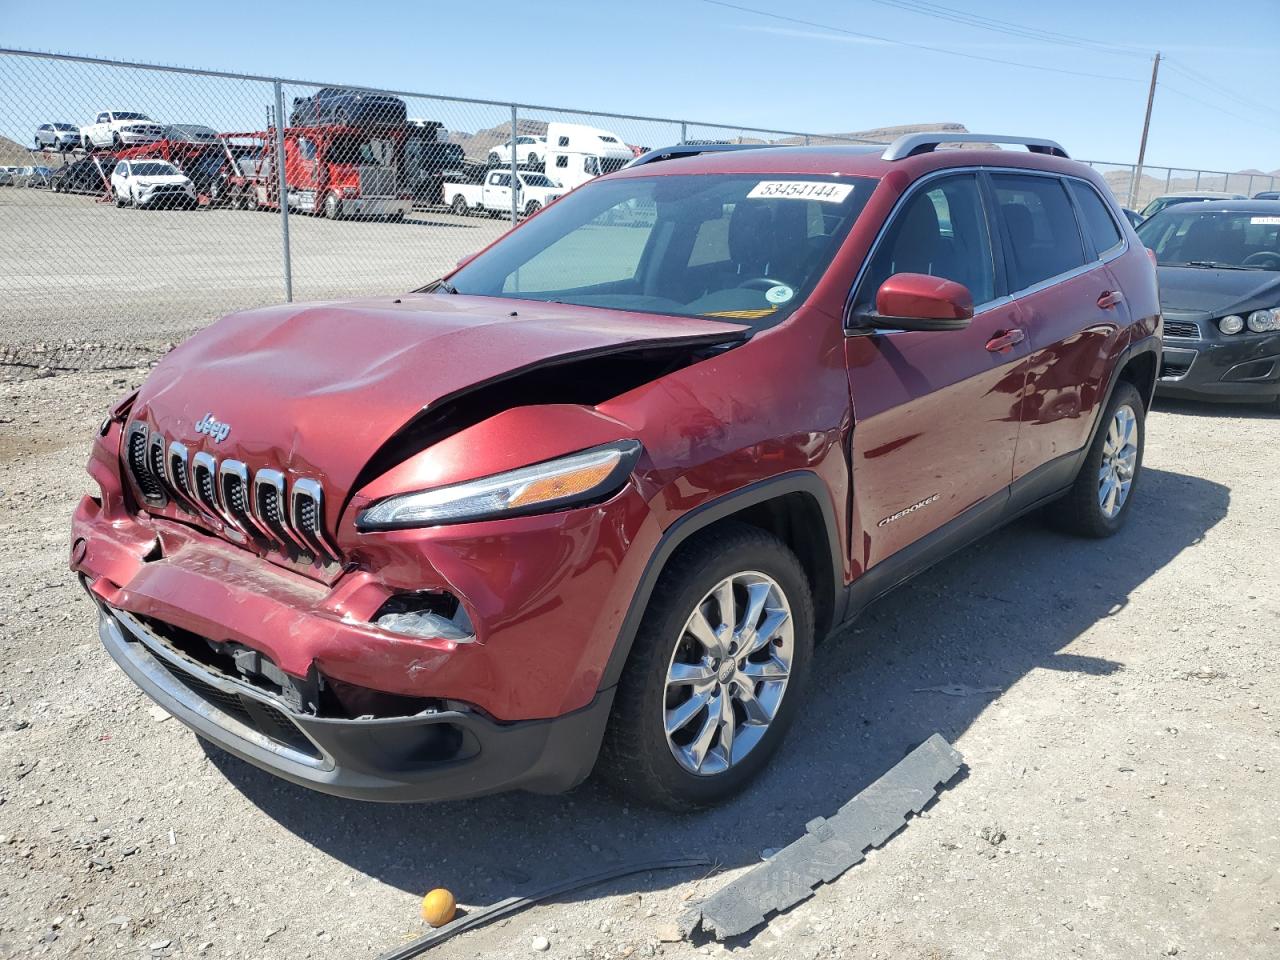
[{"left": 131, "top": 294, "right": 746, "bottom": 501}]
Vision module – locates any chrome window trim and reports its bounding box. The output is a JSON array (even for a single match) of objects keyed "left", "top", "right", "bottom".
[{"left": 844, "top": 165, "right": 1130, "bottom": 334}]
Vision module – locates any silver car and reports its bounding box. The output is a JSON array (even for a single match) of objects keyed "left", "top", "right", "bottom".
[{"left": 35, "top": 122, "right": 81, "bottom": 152}]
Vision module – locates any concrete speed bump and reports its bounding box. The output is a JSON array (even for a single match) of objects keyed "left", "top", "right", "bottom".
[{"left": 683, "top": 734, "right": 964, "bottom": 940}]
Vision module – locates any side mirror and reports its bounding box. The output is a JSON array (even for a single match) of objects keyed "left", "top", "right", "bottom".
[{"left": 870, "top": 273, "right": 973, "bottom": 332}]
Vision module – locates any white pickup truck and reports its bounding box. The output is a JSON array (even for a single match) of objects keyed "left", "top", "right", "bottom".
[
  {"left": 443, "top": 168, "right": 563, "bottom": 218},
  {"left": 80, "top": 111, "right": 167, "bottom": 150}
]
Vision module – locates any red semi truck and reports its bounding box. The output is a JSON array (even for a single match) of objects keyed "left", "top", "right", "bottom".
[{"left": 220, "top": 124, "right": 412, "bottom": 221}]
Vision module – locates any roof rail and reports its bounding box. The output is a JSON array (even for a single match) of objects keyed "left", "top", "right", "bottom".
[{"left": 881, "top": 133, "right": 1069, "bottom": 161}]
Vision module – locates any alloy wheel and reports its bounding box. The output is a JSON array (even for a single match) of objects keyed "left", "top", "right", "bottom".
[
  {"left": 1098, "top": 403, "right": 1138, "bottom": 518},
  {"left": 662, "top": 571, "right": 794, "bottom": 776}
]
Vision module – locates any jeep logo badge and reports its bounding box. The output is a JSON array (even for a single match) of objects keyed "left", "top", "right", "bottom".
[{"left": 194, "top": 412, "right": 231, "bottom": 443}]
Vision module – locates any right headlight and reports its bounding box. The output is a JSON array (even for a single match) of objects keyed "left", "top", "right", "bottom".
[
  {"left": 1247, "top": 308, "right": 1280, "bottom": 333},
  {"left": 1219, "top": 315, "right": 1245, "bottom": 335},
  {"left": 356, "top": 440, "right": 642, "bottom": 531}
]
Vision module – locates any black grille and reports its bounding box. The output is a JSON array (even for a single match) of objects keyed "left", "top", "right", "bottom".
[
  {"left": 153, "top": 654, "right": 319, "bottom": 758},
  {"left": 1160, "top": 356, "right": 1194, "bottom": 379},
  {"left": 1163, "top": 320, "right": 1200, "bottom": 339}
]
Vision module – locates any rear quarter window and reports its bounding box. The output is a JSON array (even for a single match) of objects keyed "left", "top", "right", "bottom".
[{"left": 1068, "top": 180, "right": 1124, "bottom": 258}]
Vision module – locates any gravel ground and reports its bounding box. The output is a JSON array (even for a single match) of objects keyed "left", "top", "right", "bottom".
[{"left": 1, "top": 370, "right": 1278, "bottom": 960}]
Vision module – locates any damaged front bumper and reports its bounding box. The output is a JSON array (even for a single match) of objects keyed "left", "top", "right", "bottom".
[{"left": 90, "top": 592, "right": 612, "bottom": 802}]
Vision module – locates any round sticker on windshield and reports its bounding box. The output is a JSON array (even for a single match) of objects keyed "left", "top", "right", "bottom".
[{"left": 765, "top": 284, "right": 794, "bottom": 305}]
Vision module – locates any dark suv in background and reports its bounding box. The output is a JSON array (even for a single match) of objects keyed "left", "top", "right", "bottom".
[
  {"left": 290, "top": 88, "right": 408, "bottom": 127},
  {"left": 72, "top": 133, "right": 1159, "bottom": 809}
]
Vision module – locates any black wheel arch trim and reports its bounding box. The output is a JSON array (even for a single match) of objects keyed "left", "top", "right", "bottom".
[{"left": 597, "top": 471, "right": 844, "bottom": 692}]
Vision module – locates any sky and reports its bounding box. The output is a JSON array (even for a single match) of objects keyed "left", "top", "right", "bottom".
[{"left": 3, "top": 0, "right": 1279, "bottom": 173}]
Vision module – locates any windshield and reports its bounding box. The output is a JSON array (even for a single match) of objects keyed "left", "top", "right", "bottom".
[
  {"left": 446, "top": 173, "right": 876, "bottom": 326},
  {"left": 131, "top": 161, "right": 178, "bottom": 176},
  {"left": 114, "top": 112, "right": 150, "bottom": 121},
  {"left": 519, "top": 173, "right": 558, "bottom": 188},
  {"left": 328, "top": 135, "right": 393, "bottom": 165},
  {"left": 1137, "top": 208, "right": 1280, "bottom": 270},
  {"left": 53, "top": 123, "right": 76, "bottom": 130}
]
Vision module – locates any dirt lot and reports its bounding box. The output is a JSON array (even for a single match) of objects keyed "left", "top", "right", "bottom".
[{"left": 1, "top": 365, "right": 1277, "bottom": 960}]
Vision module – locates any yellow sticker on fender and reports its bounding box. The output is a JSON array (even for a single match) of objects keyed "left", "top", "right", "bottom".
[{"left": 748, "top": 181, "right": 854, "bottom": 203}]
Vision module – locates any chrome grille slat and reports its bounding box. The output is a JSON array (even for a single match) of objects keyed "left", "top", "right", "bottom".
[
  {"left": 253, "top": 468, "right": 311, "bottom": 555},
  {"left": 191, "top": 451, "right": 220, "bottom": 517},
  {"left": 125, "top": 422, "right": 166, "bottom": 506},
  {"left": 124, "top": 422, "right": 336, "bottom": 567},
  {"left": 291, "top": 478, "right": 339, "bottom": 562},
  {"left": 216, "top": 459, "right": 256, "bottom": 537}
]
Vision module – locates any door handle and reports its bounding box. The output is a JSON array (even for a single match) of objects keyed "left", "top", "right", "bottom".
[
  {"left": 1098, "top": 290, "right": 1124, "bottom": 309},
  {"left": 985, "top": 329, "right": 1025, "bottom": 354}
]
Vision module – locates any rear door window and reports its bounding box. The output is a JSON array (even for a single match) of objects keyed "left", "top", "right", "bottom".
[
  {"left": 1068, "top": 180, "right": 1124, "bottom": 258},
  {"left": 991, "top": 174, "right": 1087, "bottom": 290}
]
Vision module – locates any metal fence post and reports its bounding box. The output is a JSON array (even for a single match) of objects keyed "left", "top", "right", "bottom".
[
  {"left": 510, "top": 104, "right": 519, "bottom": 225},
  {"left": 272, "top": 80, "right": 293, "bottom": 303},
  {"left": 680, "top": 121, "right": 687, "bottom": 145},
  {"left": 1195, "top": 171, "right": 1202, "bottom": 189},
  {"left": 1164, "top": 169, "right": 1172, "bottom": 193}
]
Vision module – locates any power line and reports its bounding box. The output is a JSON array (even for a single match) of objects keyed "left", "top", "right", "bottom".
[
  {"left": 699, "top": 0, "right": 1144, "bottom": 83},
  {"left": 1161, "top": 58, "right": 1280, "bottom": 120},
  {"left": 855, "top": 0, "right": 1148, "bottom": 58},
  {"left": 1158, "top": 81, "right": 1280, "bottom": 137}
]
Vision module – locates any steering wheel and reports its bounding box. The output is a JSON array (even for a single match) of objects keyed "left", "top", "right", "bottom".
[
  {"left": 736, "top": 277, "right": 787, "bottom": 291},
  {"left": 1242, "top": 251, "right": 1280, "bottom": 269}
]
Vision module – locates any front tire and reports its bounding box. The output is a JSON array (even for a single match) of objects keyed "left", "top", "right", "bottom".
[
  {"left": 599, "top": 523, "right": 814, "bottom": 809},
  {"left": 323, "top": 191, "right": 342, "bottom": 220},
  {"left": 1048, "top": 381, "right": 1145, "bottom": 537}
]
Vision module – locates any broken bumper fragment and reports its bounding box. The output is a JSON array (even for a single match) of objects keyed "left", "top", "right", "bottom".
[{"left": 92, "top": 597, "right": 611, "bottom": 802}]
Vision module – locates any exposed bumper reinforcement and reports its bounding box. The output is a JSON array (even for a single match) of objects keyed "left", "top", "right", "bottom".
[{"left": 92, "top": 591, "right": 612, "bottom": 803}]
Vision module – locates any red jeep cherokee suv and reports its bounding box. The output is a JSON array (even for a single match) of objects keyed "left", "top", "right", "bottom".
[{"left": 71, "top": 133, "right": 1160, "bottom": 808}]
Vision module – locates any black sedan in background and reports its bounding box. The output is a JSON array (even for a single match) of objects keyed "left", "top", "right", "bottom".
[{"left": 1138, "top": 200, "right": 1280, "bottom": 409}]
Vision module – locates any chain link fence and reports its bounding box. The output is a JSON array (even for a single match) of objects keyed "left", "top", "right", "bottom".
[
  {"left": 1, "top": 48, "right": 1275, "bottom": 375},
  {"left": 1080, "top": 160, "right": 1279, "bottom": 212}
]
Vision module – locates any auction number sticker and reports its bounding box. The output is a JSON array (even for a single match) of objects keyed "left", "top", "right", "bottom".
[
  {"left": 748, "top": 180, "right": 854, "bottom": 203},
  {"left": 1250, "top": 216, "right": 1280, "bottom": 225}
]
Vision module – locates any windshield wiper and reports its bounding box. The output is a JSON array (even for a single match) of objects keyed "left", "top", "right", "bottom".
[
  {"left": 1174, "top": 260, "right": 1258, "bottom": 271},
  {"left": 426, "top": 279, "right": 459, "bottom": 294}
]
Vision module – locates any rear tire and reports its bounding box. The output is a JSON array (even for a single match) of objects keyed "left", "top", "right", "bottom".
[
  {"left": 1047, "top": 381, "right": 1145, "bottom": 538},
  {"left": 524, "top": 200, "right": 541, "bottom": 217},
  {"left": 599, "top": 522, "right": 814, "bottom": 810},
  {"left": 451, "top": 195, "right": 469, "bottom": 216},
  {"left": 323, "top": 191, "right": 342, "bottom": 220}
]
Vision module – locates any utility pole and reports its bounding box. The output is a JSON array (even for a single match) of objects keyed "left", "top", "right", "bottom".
[{"left": 1130, "top": 51, "right": 1161, "bottom": 208}]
